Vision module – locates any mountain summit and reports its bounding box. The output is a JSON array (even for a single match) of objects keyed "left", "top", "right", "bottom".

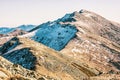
[
  {"left": 0, "top": 10, "right": 120, "bottom": 80},
  {"left": 21, "top": 9, "right": 120, "bottom": 50}
]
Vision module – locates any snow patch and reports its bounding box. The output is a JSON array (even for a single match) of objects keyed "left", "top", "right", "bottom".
[{"left": 19, "top": 30, "right": 37, "bottom": 38}]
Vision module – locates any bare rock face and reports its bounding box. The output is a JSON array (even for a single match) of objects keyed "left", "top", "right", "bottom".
[
  {"left": 60, "top": 9, "right": 120, "bottom": 74},
  {"left": 0, "top": 37, "right": 100, "bottom": 80},
  {"left": 0, "top": 55, "right": 51, "bottom": 80},
  {"left": 0, "top": 10, "right": 120, "bottom": 80}
]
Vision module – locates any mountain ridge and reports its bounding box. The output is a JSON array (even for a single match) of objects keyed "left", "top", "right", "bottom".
[
  {"left": 0, "top": 25, "right": 36, "bottom": 35},
  {"left": 0, "top": 9, "right": 120, "bottom": 80}
]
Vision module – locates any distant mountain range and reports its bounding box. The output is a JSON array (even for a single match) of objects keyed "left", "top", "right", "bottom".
[
  {"left": 0, "top": 9, "right": 120, "bottom": 80},
  {"left": 0, "top": 27, "right": 15, "bottom": 34},
  {"left": 0, "top": 25, "right": 36, "bottom": 34}
]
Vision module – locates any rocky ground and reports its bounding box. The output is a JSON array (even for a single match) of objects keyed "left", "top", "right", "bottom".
[{"left": 0, "top": 10, "right": 120, "bottom": 80}]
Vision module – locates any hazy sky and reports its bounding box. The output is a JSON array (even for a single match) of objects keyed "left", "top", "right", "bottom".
[{"left": 0, "top": 0, "right": 120, "bottom": 27}]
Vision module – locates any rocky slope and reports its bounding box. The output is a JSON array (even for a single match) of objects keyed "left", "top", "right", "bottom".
[
  {"left": 24, "top": 10, "right": 120, "bottom": 74},
  {"left": 21, "top": 10, "right": 120, "bottom": 51},
  {"left": 0, "top": 25, "right": 32, "bottom": 46},
  {"left": 60, "top": 9, "right": 120, "bottom": 74},
  {"left": 0, "top": 9, "right": 120, "bottom": 80},
  {"left": 0, "top": 29, "right": 28, "bottom": 47},
  {"left": 0, "top": 37, "right": 100, "bottom": 80}
]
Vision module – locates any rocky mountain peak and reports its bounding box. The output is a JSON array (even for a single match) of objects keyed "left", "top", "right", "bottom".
[{"left": 0, "top": 10, "right": 120, "bottom": 80}]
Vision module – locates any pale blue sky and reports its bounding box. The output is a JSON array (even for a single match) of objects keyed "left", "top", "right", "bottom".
[{"left": 0, "top": 0, "right": 120, "bottom": 27}]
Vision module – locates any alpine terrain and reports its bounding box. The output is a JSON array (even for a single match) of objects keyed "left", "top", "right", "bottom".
[{"left": 0, "top": 9, "right": 120, "bottom": 80}]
